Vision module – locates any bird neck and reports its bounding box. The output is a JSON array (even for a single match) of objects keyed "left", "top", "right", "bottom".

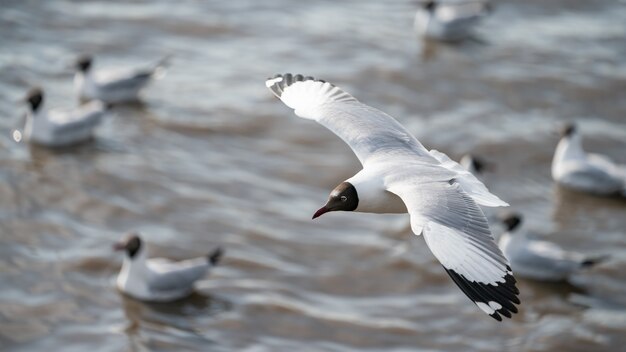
[
  {"left": 24, "top": 105, "right": 46, "bottom": 136},
  {"left": 121, "top": 247, "right": 149, "bottom": 278},
  {"left": 553, "top": 134, "right": 585, "bottom": 168},
  {"left": 346, "top": 169, "right": 406, "bottom": 214}
]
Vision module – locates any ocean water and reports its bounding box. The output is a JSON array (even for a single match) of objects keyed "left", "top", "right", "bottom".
[{"left": 1, "top": 0, "right": 626, "bottom": 351}]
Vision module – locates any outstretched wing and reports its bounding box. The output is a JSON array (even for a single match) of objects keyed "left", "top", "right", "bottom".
[
  {"left": 387, "top": 176, "right": 520, "bottom": 321},
  {"left": 266, "top": 73, "right": 434, "bottom": 166}
]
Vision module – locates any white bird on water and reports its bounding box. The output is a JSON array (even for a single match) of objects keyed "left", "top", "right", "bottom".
[
  {"left": 414, "top": 1, "right": 491, "bottom": 42},
  {"left": 74, "top": 55, "right": 169, "bottom": 104},
  {"left": 552, "top": 123, "right": 626, "bottom": 196},
  {"left": 266, "top": 73, "right": 519, "bottom": 321},
  {"left": 114, "top": 233, "right": 223, "bottom": 302},
  {"left": 15, "top": 88, "right": 105, "bottom": 147},
  {"left": 498, "top": 213, "right": 608, "bottom": 282}
]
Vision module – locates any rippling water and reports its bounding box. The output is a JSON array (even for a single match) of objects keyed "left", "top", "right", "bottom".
[{"left": 1, "top": 0, "right": 626, "bottom": 351}]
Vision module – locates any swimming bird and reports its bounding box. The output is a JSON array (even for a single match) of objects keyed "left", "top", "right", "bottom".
[
  {"left": 414, "top": 1, "right": 491, "bottom": 42},
  {"left": 114, "top": 233, "right": 223, "bottom": 302},
  {"left": 16, "top": 88, "right": 105, "bottom": 147},
  {"left": 266, "top": 73, "right": 519, "bottom": 321},
  {"left": 552, "top": 123, "right": 626, "bottom": 196},
  {"left": 498, "top": 213, "right": 607, "bottom": 282},
  {"left": 74, "top": 55, "right": 169, "bottom": 104}
]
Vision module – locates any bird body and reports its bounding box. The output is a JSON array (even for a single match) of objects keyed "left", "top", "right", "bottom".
[
  {"left": 415, "top": 1, "right": 490, "bottom": 41},
  {"left": 498, "top": 214, "right": 606, "bottom": 281},
  {"left": 267, "top": 73, "right": 519, "bottom": 320},
  {"left": 114, "top": 234, "right": 222, "bottom": 302},
  {"left": 21, "top": 88, "right": 104, "bottom": 147},
  {"left": 552, "top": 125, "right": 626, "bottom": 196},
  {"left": 74, "top": 55, "right": 168, "bottom": 103}
]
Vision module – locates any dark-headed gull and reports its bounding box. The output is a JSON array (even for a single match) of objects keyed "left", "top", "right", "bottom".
[
  {"left": 74, "top": 55, "right": 169, "bottom": 104},
  {"left": 114, "top": 233, "right": 223, "bottom": 302},
  {"left": 552, "top": 123, "right": 626, "bottom": 196},
  {"left": 414, "top": 1, "right": 491, "bottom": 42},
  {"left": 15, "top": 88, "right": 105, "bottom": 147},
  {"left": 499, "top": 213, "right": 608, "bottom": 282},
  {"left": 266, "top": 73, "right": 519, "bottom": 321}
]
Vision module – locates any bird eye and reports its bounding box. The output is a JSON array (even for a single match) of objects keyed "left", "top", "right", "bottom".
[{"left": 340, "top": 196, "right": 347, "bottom": 202}]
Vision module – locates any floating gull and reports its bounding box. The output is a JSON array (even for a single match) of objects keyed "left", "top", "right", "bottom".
[
  {"left": 74, "top": 54, "right": 170, "bottom": 104},
  {"left": 266, "top": 73, "right": 519, "bottom": 320},
  {"left": 114, "top": 232, "right": 223, "bottom": 302},
  {"left": 15, "top": 88, "right": 105, "bottom": 147},
  {"left": 552, "top": 123, "right": 626, "bottom": 196},
  {"left": 498, "top": 213, "right": 608, "bottom": 282},
  {"left": 414, "top": 1, "right": 491, "bottom": 42}
]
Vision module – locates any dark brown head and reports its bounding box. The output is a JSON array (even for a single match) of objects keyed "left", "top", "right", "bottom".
[
  {"left": 424, "top": 1, "right": 437, "bottom": 11},
  {"left": 560, "top": 123, "right": 576, "bottom": 139},
  {"left": 25, "top": 87, "right": 43, "bottom": 112},
  {"left": 313, "top": 182, "right": 359, "bottom": 219},
  {"left": 75, "top": 55, "right": 93, "bottom": 73},
  {"left": 113, "top": 232, "right": 143, "bottom": 259},
  {"left": 501, "top": 213, "right": 522, "bottom": 232}
]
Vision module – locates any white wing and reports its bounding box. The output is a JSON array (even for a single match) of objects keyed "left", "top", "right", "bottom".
[
  {"left": 48, "top": 100, "right": 105, "bottom": 128},
  {"left": 266, "top": 74, "right": 435, "bottom": 166},
  {"left": 429, "top": 149, "right": 508, "bottom": 207},
  {"left": 387, "top": 176, "right": 520, "bottom": 321},
  {"left": 147, "top": 257, "right": 209, "bottom": 292},
  {"left": 435, "top": 2, "right": 490, "bottom": 23}
]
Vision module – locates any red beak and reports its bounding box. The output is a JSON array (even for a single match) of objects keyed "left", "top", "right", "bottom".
[
  {"left": 312, "top": 206, "right": 329, "bottom": 219},
  {"left": 112, "top": 242, "right": 126, "bottom": 251}
]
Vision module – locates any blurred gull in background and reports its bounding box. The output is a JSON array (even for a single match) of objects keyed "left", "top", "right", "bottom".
[
  {"left": 14, "top": 87, "right": 106, "bottom": 147},
  {"left": 414, "top": 0, "right": 491, "bottom": 42},
  {"left": 74, "top": 54, "right": 170, "bottom": 104},
  {"left": 552, "top": 123, "right": 626, "bottom": 196},
  {"left": 459, "top": 154, "right": 492, "bottom": 176},
  {"left": 498, "top": 213, "right": 608, "bottom": 282},
  {"left": 114, "top": 232, "right": 223, "bottom": 302},
  {"left": 266, "top": 73, "right": 519, "bottom": 321}
]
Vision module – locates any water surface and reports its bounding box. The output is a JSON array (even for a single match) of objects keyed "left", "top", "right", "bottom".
[{"left": 1, "top": 0, "right": 626, "bottom": 351}]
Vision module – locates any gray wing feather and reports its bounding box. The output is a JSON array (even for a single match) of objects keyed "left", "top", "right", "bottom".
[
  {"left": 147, "top": 258, "right": 209, "bottom": 292},
  {"left": 99, "top": 71, "right": 153, "bottom": 91},
  {"left": 266, "top": 74, "right": 434, "bottom": 166},
  {"left": 316, "top": 102, "right": 435, "bottom": 165}
]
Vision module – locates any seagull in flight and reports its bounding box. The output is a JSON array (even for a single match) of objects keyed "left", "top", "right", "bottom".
[
  {"left": 414, "top": 1, "right": 491, "bottom": 42},
  {"left": 266, "top": 73, "right": 519, "bottom": 320},
  {"left": 16, "top": 87, "right": 105, "bottom": 147},
  {"left": 74, "top": 54, "right": 170, "bottom": 104},
  {"left": 552, "top": 123, "right": 626, "bottom": 196},
  {"left": 114, "top": 232, "right": 223, "bottom": 302},
  {"left": 498, "top": 213, "right": 608, "bottom": 282}
]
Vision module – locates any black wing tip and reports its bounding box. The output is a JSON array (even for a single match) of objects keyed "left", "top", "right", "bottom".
[
  {"left": 265, "top": 73, "right": 327, "bottom": 98},
  {"left": 445, "top": 268, "right": 521, "bottom": 321},
  {"left": 208, "top": 247, "right": 224, "bottom": 266}
]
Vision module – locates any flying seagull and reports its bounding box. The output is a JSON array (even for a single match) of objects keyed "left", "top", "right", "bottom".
[
  {"left": 552, "top": 123, "right": 626, "bottom": 196},
  {"left": 266, "top": 73, "right": 519, "bottom": 320},
  {"left": 74, "top": 54, "right": 170, "bottom": 104},
  {"left": 499, "top": 213, "right": 608, "bottom": 282},
  {"left": 16, "top": 87, "right": 105, "bottom": 147},
  {"left": 114, "top": 232, "right": 223, "bottom": 302}
]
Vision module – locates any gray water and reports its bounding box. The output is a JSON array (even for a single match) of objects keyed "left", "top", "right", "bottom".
[{"left": 1, "top": 0, "right": 626, "bottom": 351}]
